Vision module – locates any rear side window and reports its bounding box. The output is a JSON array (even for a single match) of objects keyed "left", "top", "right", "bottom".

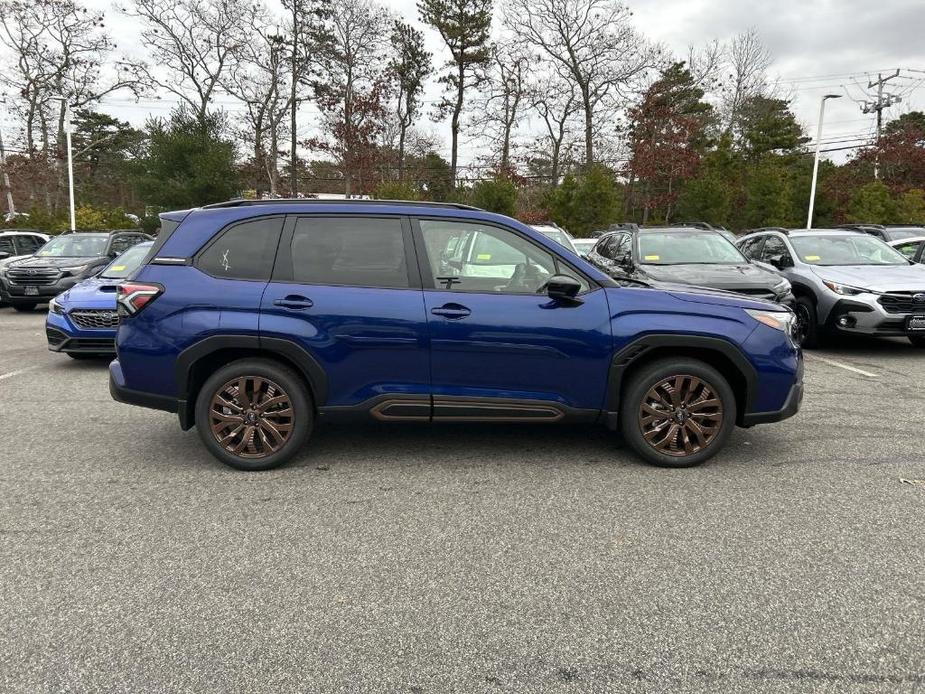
[
  {"left": 15, "top": 235, "right": 43, "bottom": 254},
  {"left": 290, "top": 217, "right": 409, "bottom": 288},
  {"left": 738, "top": 236, "right": 765, "bottom": 260},
  {"left": 198, "top": 217, "right": 284, "bottom": 280}
]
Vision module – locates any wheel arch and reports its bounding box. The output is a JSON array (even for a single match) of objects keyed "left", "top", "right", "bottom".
[
  {"left": 175, "top": 335, "right": 327, "bottom": 430},
  {"left": 607, "top": 335, "right": 756, "bottom": 427}
]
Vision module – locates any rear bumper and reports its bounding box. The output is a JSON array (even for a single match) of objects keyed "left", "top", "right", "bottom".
[{"left": 109, "top": 359, "right": 181, "bottom": 414}]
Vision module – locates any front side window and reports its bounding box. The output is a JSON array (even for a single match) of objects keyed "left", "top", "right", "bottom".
[
  {"left": 108, "top": 235, "right": 137, "bottom": 256},
  {"left": 637, "top": 231, "right": 746, "bottom": 265},
  {"left": 760, "top": 236, "right": 792, "bottom": 264},
  {"left": 0, "top": 237, "right": 14, "bottom": 256},
  {"left": 790, "top": 234, "right": 911, "bottom": 266},
  {"left": 893, "top": 240, "right": 923, "bottom": 259},
  {"left": 290, "top": 217, "right": 409, "bottom": 288},
  {"left": 738, "top": 236, "right": 765, "bottom": 260},
  {"left": 419, "top": 219, "right": 562, "bottom": 294},
  {"left": 198, "top": 217, "right": 284, "bottom": 280},
  {"left": 17, "top": 235, "right": 44, "bottom": 254}
]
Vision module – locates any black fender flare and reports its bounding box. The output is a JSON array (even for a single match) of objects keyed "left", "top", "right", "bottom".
[
  {"left": 175, "top": 334, "right": 329, "bottom": 408},
  {"left": 605, "top": 334, "right": 758, "bottom": 417}
]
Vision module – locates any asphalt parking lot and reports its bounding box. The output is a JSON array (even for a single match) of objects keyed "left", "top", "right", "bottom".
[{"left": 1, "top": 308, "right": 923, "bottom": 693}]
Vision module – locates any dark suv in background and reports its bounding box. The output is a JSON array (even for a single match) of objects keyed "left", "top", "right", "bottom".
[
  {"left": 110, "top": 200, "right": 802, "bottom": 472},
  {"left": 587, "top": 226, "right": 793, "bottom": 305},
  {"left": 0, "top": 230, "right": 152, "bottom": 311}
]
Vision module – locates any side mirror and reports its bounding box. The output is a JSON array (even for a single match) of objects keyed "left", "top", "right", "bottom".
[
  {"left": 546, "top": 274, "right": 582, "bottom": 302},
  {"left": 768, "top": 255, "right": 792, "bottom": 270},
  {"left": 0, "top": 251, "right": 10, "bottom": 260},
  {"left": 620, "top": 255, "right": 635, "bottom": 272}
]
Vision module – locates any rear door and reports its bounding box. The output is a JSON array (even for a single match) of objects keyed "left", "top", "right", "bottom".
[
  {"left": 413, "top": 217, "right": 613, "bottom": 418},
  {"left": 259, "top": 215, "right": 430, "bottom": 413}
]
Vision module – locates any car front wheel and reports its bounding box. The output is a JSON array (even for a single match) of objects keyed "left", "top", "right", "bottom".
[
  {"left": 195, "top": 358, "right": 313, "bottom": 471},
  {"left": 12, "top": 303, "right": 37, "bottom": 312},
  {"left": 793, "top": 296, "right": 819, "bottom": 348},
  {"left": 910, "top": 335, "right": 925, "bottom": 348},
  {"left": 620, "top": 358, "right": 737, "bottom": 468}
]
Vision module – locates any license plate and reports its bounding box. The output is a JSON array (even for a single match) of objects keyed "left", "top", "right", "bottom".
[
  {"left": 908, "top": 315, "right": 925, "bottom": 332},
  {"left": 24, "top": 286, "right": 39, "bottom": 296}
]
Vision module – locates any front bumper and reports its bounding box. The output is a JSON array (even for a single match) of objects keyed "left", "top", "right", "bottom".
[
  {"left": 46, "top": 310, "right": 116, "bottom": 354},
  {"left": 822, "top": 297, "right": 925, "bottom": 337},
  {"left": 742, "top": 381, "right": 804, "bottom": 425},
  {"left": 4, "top": 275, "right": 83, "bottom": 304}
]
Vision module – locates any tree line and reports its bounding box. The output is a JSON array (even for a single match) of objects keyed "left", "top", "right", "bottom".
[{"left": 1, "top": 0, "right": 924, "bottom": 234}]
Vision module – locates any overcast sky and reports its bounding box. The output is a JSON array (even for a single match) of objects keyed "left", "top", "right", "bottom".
[{"left": 5, "top": 0, "right": 925, "bottom": 166}]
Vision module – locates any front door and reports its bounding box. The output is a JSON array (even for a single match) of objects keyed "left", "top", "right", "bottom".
[
  {"left": 260, "top": 215, "right": 430, "bottom": 417},
  {"left": 414, "top": 218, "right": 613, "bottom": 420}
]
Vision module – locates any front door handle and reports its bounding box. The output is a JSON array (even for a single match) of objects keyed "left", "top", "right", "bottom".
[
  {"left": 431, "top": 303, "right": 471, "bottom": 319},
  {"left": 273, "top": 295, "right": 314, "bottom": 310}
]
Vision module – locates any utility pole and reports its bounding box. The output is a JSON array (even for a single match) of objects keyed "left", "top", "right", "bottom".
[
  {"left": 0, "top": 122, "right": 15, "bottom": 219},
  {"left": 863, "top": 70, "right": 902, "bottom": 179}
]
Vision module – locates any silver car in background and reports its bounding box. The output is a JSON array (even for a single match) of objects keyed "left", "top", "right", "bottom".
[{"left": 736, "top": 228, "right": 925, "bottom": 348}]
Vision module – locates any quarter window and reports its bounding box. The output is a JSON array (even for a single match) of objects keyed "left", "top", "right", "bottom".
[
  {"left": 738, "top": 236, "right": 765, "bottom": 260},
  {"left": 290, "top": 217, "right": 409, "bottom": 288},
  {"left": 760, "top": 236, "right": 791, "bottom": 264},
  {"left": 419, "top": 219, "right": 577, "bottom": 294},
  {"left": 198, "top": 217, "right": 284, "bottom": 280}
]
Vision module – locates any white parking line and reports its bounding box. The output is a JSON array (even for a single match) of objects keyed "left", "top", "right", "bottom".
[
  {"left": 0, "top": 366, "right": 39, "bottom": 381},
  {"left": 805, "top": 355, "right": 878, "bottom": 378}
]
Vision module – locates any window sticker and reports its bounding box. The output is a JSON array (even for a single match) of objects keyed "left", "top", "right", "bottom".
[
  {"left": 804, "top": 255, "right": 820, "bottom": 261},
  {"left": 221, "top": 249, "right": 231, "bottom": 272},
  {"left": 476, "top": 253, "right": 491, "bottom": 260},
  {"left": 644, "top": 254, "right": 660, "bottom": 261},
  {"left": 110, "top": 265, "right": 126, "bottom": 272}
]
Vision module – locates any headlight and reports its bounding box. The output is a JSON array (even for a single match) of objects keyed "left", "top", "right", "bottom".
[
  {"left": 745, "top": 308, "right": 795, "bottom": 338},
  {"left": 822, "top": 280, "right": 867, "bottom": 296},
  {"left": 49, "top": 297, "right": 65, "bottom": 315}
]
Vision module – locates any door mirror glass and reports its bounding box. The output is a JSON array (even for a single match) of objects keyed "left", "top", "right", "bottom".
[
  {"left": 546, "top": 274, "right": 582, "bottom": 301},
  {"left": 0, "top": 251, "right": 10, "bottom": 260}
]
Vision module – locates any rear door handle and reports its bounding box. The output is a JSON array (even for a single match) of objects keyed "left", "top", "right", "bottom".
[
  {"left": 273, "top": 295, "right": 314, "bottom": 310},
  {"left": 431, "top": 303, "right": 471, "bottom": 319}
]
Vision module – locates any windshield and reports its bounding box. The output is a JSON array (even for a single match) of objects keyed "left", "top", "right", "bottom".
[
  {"left": 638, "top": 231, "right": 747, "bottom": 265},
  {"left": 100, "top": 242, "right": 153, "bottom": 279},
  {"left": 536, "top": 228, "right": 576, "bottom": 251},
  {"left": 884, "top": 228, "right": 923, "bottom": 242},
  {"left": 791, "top": 234, "right": 910, "bottom": 266},
  {"left": 36, "top": 234, "right": 107, "bottom": 258}
]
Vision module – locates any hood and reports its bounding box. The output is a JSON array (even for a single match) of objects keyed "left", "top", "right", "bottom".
[
  {"left": 9, "top": 254, "right": 105, "bottom": 271},
  {"left": 641, "top": 262, "right": 783, "bottom": 291},
  {"left": 0, "top": 254, "right": 29, "bottom": 268},
  {"left": 656, "top": 282, "right": 782, "bottom": 311},
  {"left": 55, "top": 275, "right": 120, "bottom": 309},
  {"left": 811, "top": 264, "right": 925, "bottom": 293}
]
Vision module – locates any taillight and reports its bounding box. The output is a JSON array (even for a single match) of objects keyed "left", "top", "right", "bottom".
[{"left": 117, "top": 282, "right": 162, "bottom": 316}]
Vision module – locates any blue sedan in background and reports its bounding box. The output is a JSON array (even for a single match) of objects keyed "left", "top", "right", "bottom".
[{"left": 46, "top": 241, "right": 153, "bottom": 359}]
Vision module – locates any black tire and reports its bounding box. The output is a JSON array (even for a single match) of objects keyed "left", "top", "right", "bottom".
[
  {"left": 620, "top": 358, "right": 737, "bottom": 468},
  {"left": 910, "top": 335, "right": 925, "bottom": 348},
  {"left": 195, "top": 358, "right": 312, "bottom": 471},
  {"left": 12, "top": 303, "right": 37, "bottom": 312},
  {"left": 793, "top": 296, "right": 820, "bottom": 349}
]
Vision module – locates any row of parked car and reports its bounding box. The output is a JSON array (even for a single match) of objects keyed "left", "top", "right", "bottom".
[{"left": 532, "top": 221, "right": 925, "bottom": 349}]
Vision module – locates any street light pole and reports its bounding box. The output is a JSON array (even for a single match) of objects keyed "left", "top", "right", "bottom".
[
  {"left": 64, "top": 106, "right": 76, "bottom": 232},
  {"left": 806, "top": 94, "right": 842, "bottom": 230}
]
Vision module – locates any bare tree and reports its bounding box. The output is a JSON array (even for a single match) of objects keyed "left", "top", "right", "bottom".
[
  {"left": 721, "top": 28, "right": 772, "bottom": 136},
  {"left": 530, "top": 73, "right": 581, "bottom": 184},
  {"left": 223, "top": 21, "right": 292, "bottom": 195},
  {"left": 686, "top": 40, "right": 724, "bottom": 90},
  {"left": 0, "top": 0, "right": 143, "bottom": 209},
  {"left": 123, "top": 0, "right": 256, "bottom": 123},
  {"left": 388, "top": 20, "right": 431, "bottom": 181},
  {"left": 504, "top": 0, "right": 660, "bottom": 166},
  {"left": 311, "top": 0, "right": 392, "bottom": 195},
  {"left": 471, "top": 43, "right": 528, "bottom": 171}
]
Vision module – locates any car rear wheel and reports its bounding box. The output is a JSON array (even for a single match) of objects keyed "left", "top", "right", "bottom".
[
  {"left": 12, "top": 303, "right": 37, "bottom": 312},
  {"left": 620, "top": 358, "right": 736, "bottom": 468},
  {"left": 195, "top": 358, "right": 312, "bottom": 471}
]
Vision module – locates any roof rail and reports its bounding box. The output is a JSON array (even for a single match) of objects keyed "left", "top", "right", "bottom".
[
  {"left": 746, "top": 226, "right": 791, "bottom": 234},
  {"left": 669, "top": 221, "right": 715, "bottom": 230},
  {"left": 836, "top": 223, "right": 884, "bottom": 230},
  {"left": 201, "top": 198, "right": 481, "bottom": 211}
]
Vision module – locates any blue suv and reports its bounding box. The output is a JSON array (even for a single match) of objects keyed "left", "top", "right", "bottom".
[{"left": 109, "top": 200, "right": 803, "bottom": 470}]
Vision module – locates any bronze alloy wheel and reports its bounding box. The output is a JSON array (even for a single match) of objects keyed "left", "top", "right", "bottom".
[
  {"left": 638, "top": 374, "right": 724, "bottom": 457},
  {"left": 208, "top": 376, "right": 294, "bottom": 459}
]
